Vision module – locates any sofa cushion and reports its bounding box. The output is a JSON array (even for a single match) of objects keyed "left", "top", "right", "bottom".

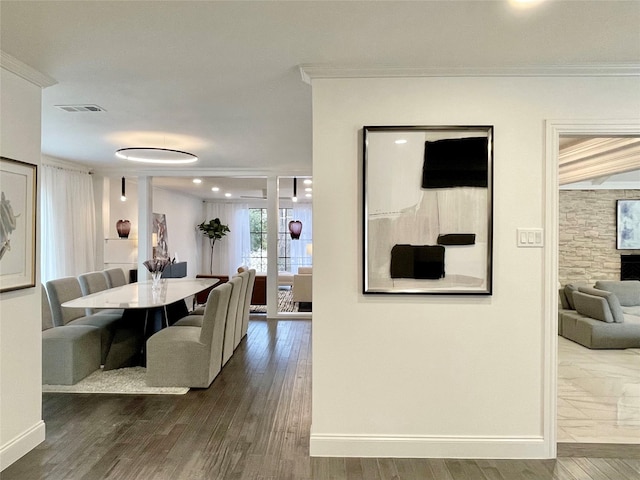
[
  {"left": 622, "top": 305, "right": 640, "bottom": 317},
  {"left": 558, "top": 288, "right": 571, "bottom": 310},
  {"left": 579, "top": 286, "right": 625, "bottom": 323},
  {"left": 594, "top": 280, "right": 640, "bottom": 307},
  {"left": 564, "top": 284, "right": 580, "bottom": 310},
  {"left": 573, "top": 292, "right": 614, "bottom": 323}
]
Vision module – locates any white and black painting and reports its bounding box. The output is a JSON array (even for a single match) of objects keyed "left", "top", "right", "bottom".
[
  {"left": 363, "top": 126, "right": 493, "bottom": 295},
  {"left": 0, "top": 157, "right": 36, "bottom": 292},
  {"left": 617, "top": 199, "right": 640, "bottom": 250}
]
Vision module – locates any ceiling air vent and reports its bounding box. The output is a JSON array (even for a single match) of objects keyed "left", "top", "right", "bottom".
[{"left": 55, "top": 104, "right": 106, "bottom": 112}]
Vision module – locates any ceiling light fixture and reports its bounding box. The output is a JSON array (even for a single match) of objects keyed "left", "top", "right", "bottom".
[
  {"left": 192, "top": 178, "right": 202, "bottom": 184},
  {"left": 211, "top": 187, "right": 220, "bottom": 192},
  {"left": 224, "top": 193, "right": 232, "bottom": 197},
  {"left": 115, "top": 147, "right": 198, "bottom": 164},
  {"left": 303, "top": 179, "right": 312, "bottom": 185},
  {"left": 395, "top": 139, "right": 407, "bottom": 145},
  {"left": 120, "top": 176, "right": 127, "bottom": 202}
]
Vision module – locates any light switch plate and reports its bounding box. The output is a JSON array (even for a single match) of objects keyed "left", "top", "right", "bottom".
[{"left": 517, "top": 228, "right": 544, "bottom": 247}]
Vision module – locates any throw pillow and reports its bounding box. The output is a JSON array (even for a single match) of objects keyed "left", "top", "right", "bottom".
[
  {"left": 573, "top": 292, "right": 614, "bottom": 323},
  {"left": 578, "top": 286, "right": 625, "bottom": 323}
]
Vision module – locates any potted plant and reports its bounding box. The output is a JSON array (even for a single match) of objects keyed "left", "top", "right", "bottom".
[{"left": 198, "top": 218, "right": 230, "bottom": 274}]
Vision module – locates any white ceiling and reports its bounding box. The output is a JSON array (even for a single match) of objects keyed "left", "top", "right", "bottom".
[{"left": 1, "top": 1, "right": 639, "bottom": 198}]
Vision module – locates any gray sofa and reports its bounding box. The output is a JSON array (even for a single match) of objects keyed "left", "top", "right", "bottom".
[{"left": 559, "top": 280, "right": 640, "bottom": 349}]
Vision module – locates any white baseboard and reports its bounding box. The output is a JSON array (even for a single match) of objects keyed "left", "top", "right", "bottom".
[
  {"left": 0, "top": 421, "right": 45, "bottom": 471},
  {"left": 309, "top": 433, "right": 552, "bottom": 459}
]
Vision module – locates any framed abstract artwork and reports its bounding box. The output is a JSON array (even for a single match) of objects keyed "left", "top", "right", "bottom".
[
  {"left": 0, "top": 157, "right": 37, "bottom": 292},
  {"left": 363, "top": 126, "right": 493, "bottom": 295},
  {"left": 617, "top": 199, "right": 640, "bottom": 250}
]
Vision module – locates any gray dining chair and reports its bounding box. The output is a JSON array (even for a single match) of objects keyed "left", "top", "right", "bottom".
[
  {"left": 233, "top": 270, "right": 250, "bottom": 349},
  {"left": 146, "top": 282, "right": 232, "bottom": 388},
  {"left": 78, "top": 271, "right": 124, "bottom": 316},
  {"left": 240, "top": 269, "right": 256, "bottom": 341},
  {"left": 222, "top": 276, "right": 243, "bottom": 366},
  {"left": 103, "top": 268, "right": 127, "bottom": 288},
  {"left": 173, "top": 276, "right": 242, "bottom": 367},
  {"left": 41, "top": 285, "right": 101, "bottom": 385},
  {"left": 46, "top": 276, "right": 121, "bottom": 364}
]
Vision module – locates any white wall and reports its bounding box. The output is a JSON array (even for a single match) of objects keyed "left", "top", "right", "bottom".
[
  {"left": 0, "top": 68, "right": 46, "bottom": 469},
  {"left": 106, "top": 179, "right": 203, "bottom": 278},
  {"left": 310, "top": 75, "right": 640, "bottom": 458}
]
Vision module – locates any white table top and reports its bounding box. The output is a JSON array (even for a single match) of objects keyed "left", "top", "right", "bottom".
[{"left": 61, "top": 278, "right": 220, "bottom": 309}]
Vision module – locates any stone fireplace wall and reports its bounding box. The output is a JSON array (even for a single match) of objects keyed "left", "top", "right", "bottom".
[{"left": 559, "top": 189, "right": 640, "bottom": 286}]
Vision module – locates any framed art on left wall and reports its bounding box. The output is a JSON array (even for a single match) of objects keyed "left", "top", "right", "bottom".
[{"left": 0, "top": 156, "right": 37, "bottom": 292}]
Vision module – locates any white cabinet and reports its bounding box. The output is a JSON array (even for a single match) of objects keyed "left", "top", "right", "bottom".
[{"left": 104, "top": 238, "right": 137, "bottom": 270}]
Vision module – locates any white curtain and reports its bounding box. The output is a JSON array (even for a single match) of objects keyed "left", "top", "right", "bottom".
[
  {"left": 41, "top": 165, "right": 96, "bottom": 283},
  {"left": 202, "top": 202, "right": 249, "bottom": 277},
  {"left": 290, "top": 203, "right": 313, "bottom": 273}
]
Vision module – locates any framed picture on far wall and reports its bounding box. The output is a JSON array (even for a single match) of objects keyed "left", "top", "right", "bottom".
[
  {"left": 362, "top": 125, "right": 493, "bottom": 295},
  {"left": 0, "top": 157, "right": 37, "bottom": 292},
  {"left": 617, "top": 199, "right": 640, "bottom": 250}
]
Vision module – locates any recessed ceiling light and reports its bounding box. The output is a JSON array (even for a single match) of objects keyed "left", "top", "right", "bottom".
[
  {"left": 395, "top": 139, "right": 407, "bottom": 145},
  {"left": 115, "top": 147, "right": 198, "bottom": 164},
  {"left": 509, "top": 0, "right": 544, "bottom": 7},
  {"left": 305, "top": 193, "right": 312, "bottom": 198},
  {"left": 211, "top": 187, "right": 220, "bottom": 192},
  {"left": 303, "top": 179, "right": 312, "bottom": 185},
  {"left": 305, "top": 187, "right": 312, "bottom": 192},
  {"left": 224, "top": 193, "right": 232, "bottom": 197},
  {"left": 192, "top": 178, "right": 202, "bottom": 184}
]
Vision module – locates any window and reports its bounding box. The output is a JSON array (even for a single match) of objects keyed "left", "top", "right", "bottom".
[
  {"left": 248, "top": 208, "right": 268, "bottom": 272},
  {"left": 278, "top": 208, "right": 293, "bottom": 272},
  {"left": 248, "top": 207, "right": 301, "bottom": 272}
]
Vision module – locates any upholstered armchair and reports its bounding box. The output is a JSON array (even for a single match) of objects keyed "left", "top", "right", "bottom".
[{"left": 292, "top": 266, "right": 312, "bottom": 304}]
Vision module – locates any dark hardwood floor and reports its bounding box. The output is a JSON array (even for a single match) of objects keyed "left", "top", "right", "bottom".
[{"left": 3, "top": 318, "right": 640, "bottom": 480}]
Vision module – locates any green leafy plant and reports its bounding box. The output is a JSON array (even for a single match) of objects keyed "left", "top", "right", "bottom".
[{"left": 198, "top": 218, "right": 230, "bottom": 274}]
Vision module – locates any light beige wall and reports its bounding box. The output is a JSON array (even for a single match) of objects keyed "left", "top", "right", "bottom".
[
  {"left": 559, "top": 189, "right": 640, "bottom": 285},
  {"left": 310, "top": 75, "right": 640, "bottom": 458},
  {"left": 0, "top": 68, "right": 46, "bottom": 469}
]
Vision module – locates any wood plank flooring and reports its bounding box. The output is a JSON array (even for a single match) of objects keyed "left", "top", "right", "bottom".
[{"left": 3, "top": 318, "right": 640, "bottom": 480}]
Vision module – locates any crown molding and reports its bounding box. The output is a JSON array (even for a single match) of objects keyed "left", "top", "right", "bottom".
[
  {"left": 299, "top": 64, "right": 640, "bottom": 84},
  {"left": 559, "top": 137, "right": 640, "bottom": 185},
  {"left": 0, "top": 51, "right": 57, "bottom": 88}
]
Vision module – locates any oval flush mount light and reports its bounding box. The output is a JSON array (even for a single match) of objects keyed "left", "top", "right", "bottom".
[{"left": 115, "top": 147, "right": 198, "bottom": 164}]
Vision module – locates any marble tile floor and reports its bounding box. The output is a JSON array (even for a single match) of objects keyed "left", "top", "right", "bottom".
[{"left": 558, "top": 335, "right": 640, "bottom": 443}]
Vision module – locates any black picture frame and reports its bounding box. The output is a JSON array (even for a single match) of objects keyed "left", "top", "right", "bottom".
[{"left": 363, "top": 126, "right": 493, "bottom": 295}]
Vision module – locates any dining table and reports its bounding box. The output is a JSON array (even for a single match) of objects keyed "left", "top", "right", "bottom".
[{"left": 62, "top": 277, "right": 222, "bottom": 330}]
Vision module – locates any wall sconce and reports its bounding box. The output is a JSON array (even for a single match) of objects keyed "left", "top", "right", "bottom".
[{"left": 120, "top": 176, "right": 127, "bottom": 202}]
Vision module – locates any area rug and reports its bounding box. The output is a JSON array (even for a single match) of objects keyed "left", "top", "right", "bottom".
[
  {"left": 250, "top": 287, "right": 296, "bottom": 313},
  {"left": 43, "top": 366, "right": 189, "bottom": 395}
]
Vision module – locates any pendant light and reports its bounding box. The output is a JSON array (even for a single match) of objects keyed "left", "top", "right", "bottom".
[
  {"left": 120, "top": 176, "right": 127, "bottom": 202},
  {"left": 292, "top": 177, "right": 298, "bottom": 203}
]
